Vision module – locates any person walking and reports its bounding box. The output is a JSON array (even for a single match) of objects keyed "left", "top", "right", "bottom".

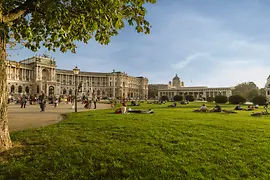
[
  {"left": 92, "top": 91, "right": 97, "bottom": 109},
  {"left": 93, "top": 98, "right": 97, "bottom": 109},
  {"left": 54, "top": 96, "right": 58, "bottom": 107},
  {"left": 20, "top": 94, "right": 27, "bottom": 108},
  {"left": 39, "top": 92, "right": 46, "bottom": 112}
]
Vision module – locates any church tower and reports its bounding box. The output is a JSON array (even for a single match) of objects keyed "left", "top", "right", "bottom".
[{"left": 172, "top": 74, "right": 181, "bottom": 88}]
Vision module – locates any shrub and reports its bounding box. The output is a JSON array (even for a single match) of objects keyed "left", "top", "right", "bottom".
[
  {"left": 214, "top": 95, "right": 228, "bottom": 103},
  {"left": 173, "top": 95, "right": 183, "bottom": 101},
  {"left": 160, "top": 95, "right": 169, "bottom": 101},
  {"left": 207, "top": 96, "right": 214, "bottom": 102},
  {"left": 185, "top": 95, "right": 194, "bottom": 102},
  {"left": 252, "top": 96, "right": 267, "bottom": 105},
  {"left": 229, "top": 95, "right": 246, "bottom": 104}
]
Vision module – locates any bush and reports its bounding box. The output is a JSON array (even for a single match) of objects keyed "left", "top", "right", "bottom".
[
  {"left": 207, "top": 97, "right": 214, "bottom": 102},
  {"left": 252, "top": 96, "right": 267, "bottom": 105},
  {"left": 214, "top": 95, "right": 228, "bottom": 103},
  {"left": 185, "top": 95, "right": 194, "bottom": 102},
  {"left": 160, "top": 95, "right": 169, "bottom": 101},
  {"left": 173, "top": 95, "right": 183, "bottom": 101},
  {"left": 229, "top": 95, "right": 246, "bottom": 104}
]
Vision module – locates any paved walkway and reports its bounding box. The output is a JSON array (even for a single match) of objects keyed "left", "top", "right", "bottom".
[{"left": 7, "top": 103, "right": 111, "bottom": 132}]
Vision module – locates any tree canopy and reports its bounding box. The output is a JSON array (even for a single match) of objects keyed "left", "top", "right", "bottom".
[
  {"left": 2, "top": 0, "right": 155, "bottom": 53},
  {"left": 232, "top": 82, "right": 259, "bottom": 100}
]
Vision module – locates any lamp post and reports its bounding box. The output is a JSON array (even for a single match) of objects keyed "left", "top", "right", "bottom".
[{"left": 73, "top": 66, "right": 80, "bottom": 112}]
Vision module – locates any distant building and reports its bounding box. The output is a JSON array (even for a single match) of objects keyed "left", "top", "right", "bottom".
[
  {"left": 265, "top": 75, "right": 270, "bottom": 101},
  {"left": 6, "top": 56, "right": 148, "bottom": 99},
  {"left": 150, "top": 74, "right": 233, "bottom": 100}
]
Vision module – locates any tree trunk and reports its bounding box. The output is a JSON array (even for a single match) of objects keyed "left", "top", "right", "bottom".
[{"left": 0, "top": 21, "right": 12, "bottom": 152}]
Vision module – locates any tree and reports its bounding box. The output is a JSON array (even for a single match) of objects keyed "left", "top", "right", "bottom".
[
  {"left": 232, "top": 82, "right": 259, "bottom": 98},
  {"left": 246, "top": 89, "right": 259, "bottom": 101},
  {"left": 148, "top": 88, "right": 158, "bottom": 99},
  {"left": 207, "top": 96, "right": 214, "bottom": 103},
  {"left": 185, "top": 95, "right": 194, "bottom": 102},
  {"left": 0, "top": 0, "right": 156, "bottom": 152},
  {"left": 252, "top": 96, "right": 267, "bottom": 105},
  {"left": 229, "top": 95, "right": 246, "bottom": 104},
  {"left": 259, "top": 88, "right": 266, "bottom": 97},
  {"left": 160, "top": 95, "right": 169, "bottom": 101},
  {"left": 173, "top": 95, "right": 183, "bottom": 102},
  {"left": 214, "top": 95, "right": 227, "bottom": 104}
]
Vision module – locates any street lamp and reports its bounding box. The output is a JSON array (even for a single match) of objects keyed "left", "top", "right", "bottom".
[{"left": 73, "top": 66, "right": 80, "bottom": 112}]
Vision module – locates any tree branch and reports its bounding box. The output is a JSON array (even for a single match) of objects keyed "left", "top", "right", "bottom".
[{"left": 3, "top": 0, "right": 36, "bottom": 23}]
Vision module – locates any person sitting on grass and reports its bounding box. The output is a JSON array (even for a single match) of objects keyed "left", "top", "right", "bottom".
[
  {"left": 247, "top": 105, "right": 255, "bottom": 111},
  {"left": 131, "top": 100, "right": 140, "bottom": 106},
  {"left": 181, "top": 100, "right": 187, "bottom": 105},
  {"left": 234, "top": 103, "right": 243, "bottom": 110},
  {"left": 211, "top": 104, "right": 222, "bottom": 112},
  {"left": 121, "top": 101, "right": 127, "bottom": 114},
  {"left": 168, "top": 101, "right": 177, "bottom": 107},
  {"left": 114, "top": 102, "right": 127, "bottom": 114},
  {"left": 194, "top": 104, "right": 208, "bottom": 112}
]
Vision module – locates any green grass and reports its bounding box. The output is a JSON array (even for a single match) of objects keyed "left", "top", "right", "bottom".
[{"left": 1, "top": 102, "right": 270, "bottom": 179}]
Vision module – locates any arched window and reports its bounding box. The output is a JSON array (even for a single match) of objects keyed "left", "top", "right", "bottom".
[
  {"left": 97, "top": 90, "right": 101, "bottom": 96},
  {"left": 18, "top": 86, "right": 22, "bottom": 93},
  {"left": 69, "top": 89, "right": 72, "bottom": 95},
  {"left": 42, "top": 69, "right": 49, "bottom": 81},
  {"left": 63, "top": 89, "right": 66, "bottom": 95},
  {"left": 11, "top": 85, "right": 15, "bottom": 93},
  {"left": 25, "top": 86, "right": 29, "bottom": 94}
]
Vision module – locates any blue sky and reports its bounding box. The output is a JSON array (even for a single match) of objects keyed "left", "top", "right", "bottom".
[{"left": 8, "top": 0, "right": 270, "bottom": 88}]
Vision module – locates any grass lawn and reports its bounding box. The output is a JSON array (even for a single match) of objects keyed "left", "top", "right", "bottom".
[{"left": 1, "top": 102, "right": 270, "bottom": 179}]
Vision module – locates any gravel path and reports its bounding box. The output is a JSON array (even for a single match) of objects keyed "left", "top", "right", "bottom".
[{"left": 7, "top": 103, "right": 110, "bottom": 132}]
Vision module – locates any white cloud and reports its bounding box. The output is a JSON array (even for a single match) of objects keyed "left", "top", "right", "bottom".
[{"left": 171, "top": 53, "right": 211, "bottom": 69}]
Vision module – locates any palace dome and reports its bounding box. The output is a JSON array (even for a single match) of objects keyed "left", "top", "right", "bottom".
[{"left": 173, "top": 74, "right": 180, "bottom": 80}]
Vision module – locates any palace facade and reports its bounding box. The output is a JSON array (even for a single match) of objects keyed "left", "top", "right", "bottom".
[
  {"left": 6, "top": 56, "right": 148, "bottom": 99},
  {"left": 150, "top": 74, "right": 233, "bottom": 100}
]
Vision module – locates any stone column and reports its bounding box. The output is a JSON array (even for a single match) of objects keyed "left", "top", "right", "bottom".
[
  {"left": 14, "top": 68, "right": 17, "bottom": 80},
  {"left": 35, "top": 66, "right": 38, "bottom": 80},
  {"left": 39, "top": 66, "right": 42, "bottom": 80},
  {"left": 22, "top": 69, "right": 25, "bottom": 81}
]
